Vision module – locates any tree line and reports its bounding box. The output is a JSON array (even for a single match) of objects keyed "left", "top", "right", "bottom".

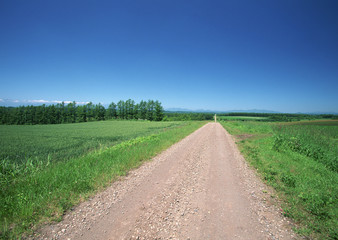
[
  {"left": 0, "top": 99, "right": 164, "bottom": 125},
  {"left": 164, "top": 112, "right": 214, "bottom": 121}
]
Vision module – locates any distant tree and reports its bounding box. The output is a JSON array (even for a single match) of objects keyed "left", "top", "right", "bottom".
[
  {"left": 86, "top": 102, "right": 94, "bottom": 121},
  {"left": 0, "top": 98, "right": 169, "bottom": 125},
  {"left": 106, "top": 102, "right": 117, "bottom": 119},
  {"left": 66, "top": 101, "right": 77, "bottom": 123},
  {"left": 48, "top": 105, "right": 57, "bottom": 124},
  {"left": 134, "top": 103, "right": 140, "bottom": 119},
  {"left": 55, "top": 103, "right": 62, "bottom": 124},
  {"left": 16, "top": 106, "right": 25, "bottom": 124},
  {"left": 139, "top": 100, "right": 147, "bottom": 120},
  {"left": 154, "top": 100, "right": 164, "bottom": 121},
  {"left": 27, "top": 105, "right": 35, "bottom": 124},
  {"left": 77, "top": 105, "right": 87, "bottom": 122},
  {"left": 0, "top": 107, "right": 5, "bottom": 124},
  {"left": 60, "top": 102, "right": 67, "bottom": 123},
  {"left": 146, "top": 100, "right": 155, "bottom": 121},
  {"left": 125, "top": 99, "right": 135, "bottom": 119},
  {"left": 111, "top": 103, "right": 117, "bottom": 119},
  {"left": 94, "top": 103, "right": 106, "bottom": 121},
  {"left": 35, "top": 105, "right": 44, "bottom": 124},
  {"left": 117, "top": 100, "right": 126, "bottom": 119}
]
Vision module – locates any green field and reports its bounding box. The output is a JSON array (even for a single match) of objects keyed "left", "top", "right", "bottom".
[
  {"left": 0, "top": 120, "right": 205, "bottom": 239},
  {"left": 0, "top": 120, "right": 185, "bottom": 165},
  {"left": 218, "top": 116, "right": 268, "bottom": 121},
  {"left": 221, "top": 120, "right": 338, "bottom": 239},
  {"left": 286, "top": 119, "right": 338, "bottom": 126}
]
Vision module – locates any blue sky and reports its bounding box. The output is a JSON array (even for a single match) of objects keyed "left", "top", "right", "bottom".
[{"left": 1, "top": 0, "right": 337, "bottom": 113}]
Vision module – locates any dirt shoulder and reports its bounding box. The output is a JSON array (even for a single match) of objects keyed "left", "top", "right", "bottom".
[{"left": 33, "top": 123, "right": 300, "bottom": 239}]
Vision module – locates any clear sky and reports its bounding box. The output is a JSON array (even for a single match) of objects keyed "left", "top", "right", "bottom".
[{"left": 1, "top": 0, "right": 337, "bottom": 113}]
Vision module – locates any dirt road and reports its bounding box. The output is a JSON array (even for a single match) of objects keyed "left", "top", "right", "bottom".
[{"left": 37, "top": 123, "right": 298, "bottom": 239}]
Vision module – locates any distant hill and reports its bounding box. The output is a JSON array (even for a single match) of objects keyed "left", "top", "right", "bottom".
[
  {"left": 165, "top": 108, "right": 193, "bottom": 112},
  {"left": 305, "top": 111, "right": 338, "bottom": 115}
]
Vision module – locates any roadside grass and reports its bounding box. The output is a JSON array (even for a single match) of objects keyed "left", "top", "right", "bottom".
[
  {"left": 220, "top": 120, "right": 338, "bottom": 239},
  {"left": 0, "top": 121, "right": 206, "bottom": 239}
]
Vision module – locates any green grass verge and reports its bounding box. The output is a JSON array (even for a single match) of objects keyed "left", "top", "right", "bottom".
[
  {"left": 0, "top": 121, "right": 206, "bottom": 239},
  {"left": 220, "top": 120, "right": 338, "bottom": 239}
]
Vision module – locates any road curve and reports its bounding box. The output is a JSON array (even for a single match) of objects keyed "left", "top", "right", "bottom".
[{"left": 37, "top": 123, "right": 298, "bottom": 240}]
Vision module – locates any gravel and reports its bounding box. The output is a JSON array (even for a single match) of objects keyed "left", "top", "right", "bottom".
[{"left": 31, "top": 123, "right": 302, "bottom": 240}]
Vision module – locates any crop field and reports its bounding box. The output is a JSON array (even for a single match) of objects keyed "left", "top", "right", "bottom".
[
  {"left": 221, "top": 120, "right": 338, "bottom": 239},
  {"left": 0, "top": 120, "right": 205, "bottom": 238},
  {"left": 285, "top": 119, "right": 338, "bottom": 126},
  {"left": 218, "top": 116, "right": 268, "bottom": 121},
  {"left": 0, "top": 120, "right": 185, "bottom": 165}
]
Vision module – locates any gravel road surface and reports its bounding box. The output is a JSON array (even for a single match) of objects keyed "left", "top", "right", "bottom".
[{"left": 35, "top": 123, "right": 299, "bottom": 240}]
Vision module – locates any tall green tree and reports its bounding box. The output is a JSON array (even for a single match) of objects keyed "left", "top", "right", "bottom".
[
  {"left": 86, "top": 102, "right": 94, "bottom": 121},
  {"left": 0, "top": 98, "right": 168, "bottom": 125},
  {"left": 55, "top": 103, "right": 62, "bottom": 124},
  {"left": 77, "top": 105, "right": 87, "bottom": 122},
  {"left": 125, "top": 99, "right": 135, "bottom": 120},
  {"left": 67, "top": 101, "right": 77, "bottom": 123},
  {"left": 134, "top": 103, "right": 140, "bottom": 120},
  {"left": 146, "top": 100, "right": 155, "bottom": 121},
  {"left": 60, "top": 102, "right": 67, "bottom": 123},
  {"left": 139, "top": 100, "right": 147, "bottom": 120},
  {"left": 48, "top": 105, "right": 57, "bottom": 124},
  {"left": 35, "top": 105, "right": 44, "bottom": 124},
  {"left": 106, "top": 102, "right": 117, "bottom": 119},
  {"left": 154, "top": 100, "right": 164, "bottom": 121},
  {"left": 94, "top": 103, "right": 106, "bottom": 121},
  {"left": 117, "top": 100, "right": 125, "bottom": 119}
]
